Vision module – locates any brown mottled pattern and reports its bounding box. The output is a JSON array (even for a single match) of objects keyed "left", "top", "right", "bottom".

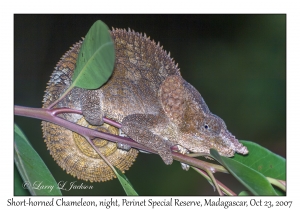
[
  {"left": 99, "top": 29, "right": 181, "bottom": 123},
  {"left": 159, "top": 75, "right": 186, "bottom": 125}
]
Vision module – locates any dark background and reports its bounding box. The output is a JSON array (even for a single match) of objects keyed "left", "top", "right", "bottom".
[{"left": 14, "top": 14, "right": 286, "bottom": 195}]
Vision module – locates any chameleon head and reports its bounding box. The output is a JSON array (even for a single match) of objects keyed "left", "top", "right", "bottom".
[
  {"left": 176, "top": 111, "right": 248, "bottom": 157},
  {"left": 194, "top": 113, "right": 248, "bottom": 157},
  {"left": 159, "top": 74, "right": 248, "bottom": 157}
]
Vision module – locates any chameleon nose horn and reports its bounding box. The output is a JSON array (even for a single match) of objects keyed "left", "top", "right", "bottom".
[
  {"left": 221, "top": 129, "right": 249, "bottom": 155},
  {"left": 236, "top": 143, "right": 249, "bottom": 155}
]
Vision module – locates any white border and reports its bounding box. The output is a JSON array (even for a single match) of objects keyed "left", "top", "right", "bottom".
[{"left": 3, "top": 1, "right": 299, "bottom": 209}]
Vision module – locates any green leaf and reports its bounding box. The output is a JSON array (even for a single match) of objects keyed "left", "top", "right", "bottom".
[
  {"left": 238, "top": 190, "right": 252, "bottom": 196},
  {"left": 232, "top": 141, "right": 286, "bottom": 195},
  {"left": 14, "top": 165, "right": 30, "bottom": 196},
  {"left": 72, "top": 20, "right": 115, "bottom": 89},
  {"left": 114, "top": 167, "right": 138, "bottom": 196},
  {"left": 232, "top": 141, "right": 286, "bottom": 180},
  {"left": 14, "top": 124, "right": 62, "bottom": 195},
  {"left": 210, "top": 149, "right": 277, "bottom": 195}
]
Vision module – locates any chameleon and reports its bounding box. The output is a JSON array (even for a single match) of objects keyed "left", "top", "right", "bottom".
[{"left": 42, "top": 28, "right": 248, "bottom": 182}]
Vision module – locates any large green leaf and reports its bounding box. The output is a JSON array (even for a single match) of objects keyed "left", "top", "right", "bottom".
[
  {"left": 232, "top": 141, "right": 286, "bottom": 180},
  {"left": 231, "top": 140, "right": 286, "bottom": 195},
  {"left": 14, "top": 124, "right": 62, "bottom": 195},
  {"left": 72, "top": 20, "right": 115, "bottom": 89},
  {"left": 210, "top": 149, "right": 277, "bottom": 195}
]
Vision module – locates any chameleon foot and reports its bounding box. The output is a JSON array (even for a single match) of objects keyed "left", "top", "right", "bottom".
[{"left": 121, "top": 114, "right": 173, "bottom": 165}]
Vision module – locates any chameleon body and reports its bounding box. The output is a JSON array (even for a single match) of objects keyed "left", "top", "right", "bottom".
[{"left": 42, "top": 28, "right": 248, "bottom": 182}]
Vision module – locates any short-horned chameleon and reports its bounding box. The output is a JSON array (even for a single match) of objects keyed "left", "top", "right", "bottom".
[{"left": 42, "top": 28, "right": 248, "bottom": 182}]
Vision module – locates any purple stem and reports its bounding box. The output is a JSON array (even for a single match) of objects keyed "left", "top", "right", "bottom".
[
  {"left": 192, "top": 167, "right": 236, "bottom": 196},
  {"left": 51, "top": 108, "right": 121, "bottom": 128},
  {"left": 14, "top": 105, "right": 227, "bottom": 173}
]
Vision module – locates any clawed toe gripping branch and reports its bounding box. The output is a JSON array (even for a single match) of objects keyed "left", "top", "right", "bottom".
[{"left": 14, "top": 105, "right": 234, "bottom": 196}]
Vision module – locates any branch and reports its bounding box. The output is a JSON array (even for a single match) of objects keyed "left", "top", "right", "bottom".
[
  {"left": 14, "top": 105, "right": 228, "bottom": 174},
  {"left": 192, "top": 167, "right": 236, "bottom": 196},
  {"left": 266, "top": 177, "right": 286, "bottom": 192}
]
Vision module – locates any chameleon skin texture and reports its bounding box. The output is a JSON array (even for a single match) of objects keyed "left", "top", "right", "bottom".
[
  {"left": 82, "top": 29, "right": 248, "bottom": 164},
  {"left": 42, "top": 28, "right": 248, "bottom": 182}
]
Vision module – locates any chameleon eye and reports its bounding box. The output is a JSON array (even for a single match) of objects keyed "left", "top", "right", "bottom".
[{"left": 204, "top": 124, "right": 209, "bottom": 129}]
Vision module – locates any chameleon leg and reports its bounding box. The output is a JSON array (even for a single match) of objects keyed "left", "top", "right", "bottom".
[
  {"left": 121, "top": 114, "right": 173, "bottom": 165},
  {"left": 80, "top": 89, "right": 104, "bottom": 125},
  {"left": 174, "top": 145, "right": 190, "bottom": 171},
  {"left": 115, "top": 129, "right": 131, "bottom": 150}
]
